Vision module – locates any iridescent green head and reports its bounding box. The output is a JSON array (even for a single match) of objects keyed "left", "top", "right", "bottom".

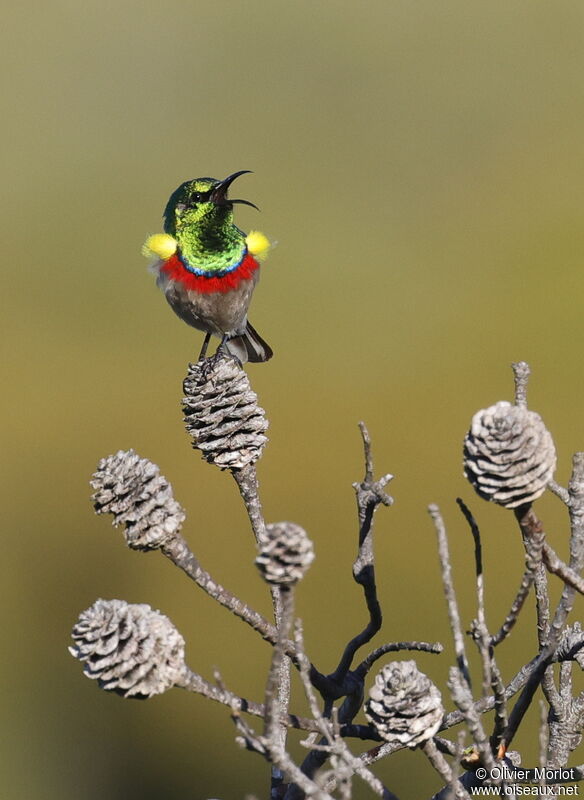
[
  {"left": 163, "top": 170, "right": 258, "bottom": 237},
  {"left": 163, "top": 170, "right": 259, "bottom": 271}
]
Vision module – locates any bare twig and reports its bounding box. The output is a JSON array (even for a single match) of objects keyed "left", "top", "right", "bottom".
[
  {"left": 547, "top": 672, "right": 584, "bottom": 768},
  {"left": 512, "top": 360, "right": 530, "bottom": 407},
  {"left": 161, "top": 532, "right": 333, "bottom": 696},
  {"left": 285, "top": 424, "right": 395, "bottom": 799},
  {"left": 456, "top": 499, "right": 508, "bottom": 748},
  {"left": 422, "top": 738, "right": 470, "bottom": 800},
  {"left": 548, "top": 480, "right": 570, "bottom": 506},
  {"left": 330, "top": 423, "right": 393, "bottom": 683},
  {"left": 294, "top": 621, "right": 399, "bottom": 800},
  {"left": 232, "top": 463, "right": 268, "bottom": 545},
  {"left": 447, "top": 667, "right": 498, "bottom": 779},
  {"left": 457, "top": 499, "right": 492, "bottom": 697},
  {"left": 558, "top": 661, "right": 573, "bottom": 706},
  {"left": 267, "top": 751, "right": 336, "bottom": 800},
  {"left": 487, "top": 664, "right": 509, "bottom": 754},
  {"left": 547, "top": 492, "right": 584, "bottom": 773},
  {"left": 542, "top": 543, "right": 584, "bottom": 594},
  {"left": 489, "top": 524, "right": 544, "bottom": 647},
  {"left": 175, "top": 668, "right": 320, "bottom": 732},
  {"left": 514, "top": 504, "right": 558, "bottom": 708},
  {"left": 232, "top": 462, "right": 292, "bottom": 791},
  {"left": 232, "top": 705, "right": 269, "bottom": 755},
  {"left": 429, "top": 505, "right": 471, "bottom": 687},
  {"left": 456, "top": 500, "right": 485, "bottom": 630},
  {"left": 466, "top": 617, "right": 507, "bottom": 751},
  {"left": 227, "top": 682, "right": 337, "bottom": 800},
  {"left": 567, "top": 453, "right": 584, "bottom": 567},
  {"left": 161, "top": 534, "right": 287, "bottom": 649},
  {"left": 546, "top": 453, "right": 584, "bottom": 650},
  {"left": 435, "top": 737, "right": 458, "bottom": 757},
  {"left": 430, "top": 732, "right": 471, "bottom": 800},
  {"left": 354, "top": 640, "right": 443, "bottom": 679},
  {"left": 500, "top": 453, "right": 584, "bottom": 754},
  {"left": 349, "top": 634, "right": 578, "bottom": 758},
  {"left": 318, "top": 740, "right": 400, "bottom": 799},
  {"left": 265, "top": 588, "right": 296, "bottom": 745},
  {"left": 538, "top": 700, "right": 549, "bottom": 787},
  {"left": 294, "top": 624, "right": 336, "bottom": 743}
]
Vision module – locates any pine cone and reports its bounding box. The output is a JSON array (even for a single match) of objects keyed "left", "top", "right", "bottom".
[
  {"left": 365, "top": 660, "right": 444, "bottom": 748},
  {"left": 255, "top": 522, "right": 315, "bottom": 586},
  {"left": 463, "top": 401, "right": 556, "bottom": 509},
  {"left": 183, "top": 353, "right": 269, "bottom": 470},
  {"left": 91, "top": 450, "right": 185, "bottom": 550},
  {"left": 69, "top": 599, "right": 186, "bottom": 698}
]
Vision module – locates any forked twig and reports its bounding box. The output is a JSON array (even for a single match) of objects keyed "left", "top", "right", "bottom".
[{"left": 331, "top": 423, "right": 393, "bottom": 683}]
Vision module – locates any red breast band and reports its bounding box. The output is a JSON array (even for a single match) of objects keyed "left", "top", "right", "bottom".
[{"left": 160, "top": 252, "right": 259, "bottom": 294}]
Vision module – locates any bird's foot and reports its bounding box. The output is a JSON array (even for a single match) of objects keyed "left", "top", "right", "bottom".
[
  {"left": 215, "top": 334, "right": 243, "bottom": 367},
  {"left": 217, "top": 333, "right": 231, "bottom": 354},
  {"left": 196, "top": 333, "right": 212, "bottom": 363}
]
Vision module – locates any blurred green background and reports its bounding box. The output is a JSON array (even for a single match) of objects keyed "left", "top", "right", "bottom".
[{"left": 3, "top": 1, "right": 584, "bottom": 797}]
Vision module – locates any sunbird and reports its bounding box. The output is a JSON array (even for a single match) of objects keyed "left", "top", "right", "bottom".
[{"left": 143, "top": 170, "right": 272, "bottom": 363}]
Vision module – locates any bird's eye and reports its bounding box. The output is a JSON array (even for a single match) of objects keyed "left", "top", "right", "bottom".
[{"left": 192, "top": 192, "right": 202, "bottom": 203}]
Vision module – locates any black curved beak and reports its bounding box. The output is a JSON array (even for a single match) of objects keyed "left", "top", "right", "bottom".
[{"left": 210, "top": 170, "right": 259, "bottom": 210}]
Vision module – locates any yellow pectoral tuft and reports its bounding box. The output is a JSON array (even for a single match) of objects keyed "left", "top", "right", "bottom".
[
  {"left": 246, "top": 230, "right": 271, "bottom": 261},
  {"left": 142, "top": 233, "right": 177, "bottom": 260}
]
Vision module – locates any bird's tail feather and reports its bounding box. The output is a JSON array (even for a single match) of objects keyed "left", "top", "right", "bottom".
[{"left": 226, "top": 322, "right": 273, "bottom": 363}]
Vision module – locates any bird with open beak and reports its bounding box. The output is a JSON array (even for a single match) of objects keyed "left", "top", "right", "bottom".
[{"left": 143, "top": 170, "right": 273, "bottom": 363}]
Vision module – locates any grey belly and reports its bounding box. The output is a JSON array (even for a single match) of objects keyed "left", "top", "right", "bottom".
[{"left": 163, "top": 275, "right": 258, "bottom": 337}]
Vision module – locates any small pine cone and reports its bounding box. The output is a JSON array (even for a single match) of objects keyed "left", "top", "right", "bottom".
[
  {"left": 69, "top": 599, "right": 186, "bottom": 698},
  {"left": 365, "top": 660, "right": 444, "bottom": 748},
  {"left": 183, "top": 354, "right": 269, "bottom": 470},
  {"left": 91, "top": 450, "right": 185, "bottom": 550},
  {"left": 463, "top": 401, "right": 556, "bottom": 509},
  {"left": 255, "top": 522, "right": 315, "bottom": 586}
]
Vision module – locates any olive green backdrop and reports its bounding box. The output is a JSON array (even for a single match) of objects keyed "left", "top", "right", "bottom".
[{"left": 3, "top": 1, "right": 584, "bottom": 798}]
